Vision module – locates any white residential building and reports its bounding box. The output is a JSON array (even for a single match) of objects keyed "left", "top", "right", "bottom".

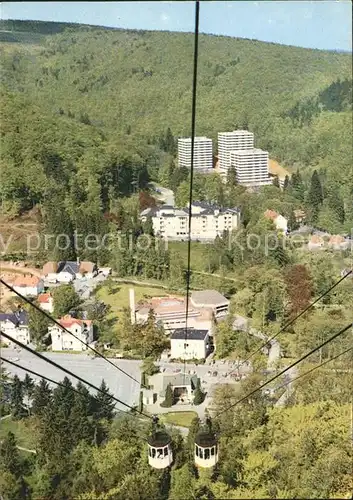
[
  {"left": 218, "top": 130, "right": 254, "bottom": 173},
  {"left": 49, "top": 315, "right": 93, "bottom": 351},
  {"left": 264, "top": 210, "right": 288, "bottom": 234},
  {"left": 0, "top": 310, "right": 30, "bottom": 346},
  {"left": 230, "top": 148, "right": 272, "bottom": 187},
  {"left": 140, "top": 201, "right": 240, "bottom": 242},
  {"left": 12, "top": 275, "right": 44, "bottom": 297},
  {"left": 38, "top": 293, "right": 54, "bottom": 314},
  {"left": 178, "top": 137, "right": 213, "bottom": 172},
  {"left": 170, "top": 329, "right": 210, "bottom": 360}
]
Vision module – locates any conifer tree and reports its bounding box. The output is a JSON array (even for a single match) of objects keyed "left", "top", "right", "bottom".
[
  {"left": 10, "top": 375, "right": 26, "bottom": 420},
  {"left": 283, "top": 175, "right": 290, "bottom": 191},
  {"left": 22, "top": 373, "right": 35, "bottom": 400},
  {"left": 70, "top": 382, "right": 94, "bottom": 446},
  {"left": 193, "top": 378, "right": 205, "bottom": 405},
  {"left": 32, "top": 378, "right": 52, "bottom": 417},
  {"left": 0, "top": 432, "right": 21, "bottom": 475},
  {"left": 92, "top": 379, "right": 115, "bottom": 422},
  {"left": 307, "top": 170, "right": 323, "bottom": 221},
  {"left": 227, "top": 166, "right": 237, "bottom": 187},
  {"left": 161, "top": 383, "right": 174, "bottom": 407}
]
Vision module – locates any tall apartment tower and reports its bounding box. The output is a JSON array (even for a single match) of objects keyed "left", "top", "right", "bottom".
[
  {"left": 218, "top": 130, "right": 254, "bottom": 173},
  {"left": 178, "top": 137, "right": 213, "bottom": 172},
  {"left": 230, "top": 149, "right": 272, "bottom": 188}
]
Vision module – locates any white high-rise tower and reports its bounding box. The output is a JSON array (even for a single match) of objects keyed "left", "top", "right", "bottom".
[
  {"left": 218, "top": 130, "right": 254, "bottom": 173},
  {"left": 178, "top": 137, "right": 213, "bottom": 172}
]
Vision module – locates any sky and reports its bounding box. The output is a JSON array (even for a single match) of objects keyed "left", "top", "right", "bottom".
[{"left": 1, "top": 1, "right": 352, "bottom": 52}]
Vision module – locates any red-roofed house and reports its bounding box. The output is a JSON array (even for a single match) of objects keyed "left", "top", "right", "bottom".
[
  {"left": 328, "top": 235, "right": 349, "bottom": 250},
  {"left": 49, "top": 315, "right": 93, "bottom": 351},
  {"left": 13, "top": 275, "right": 44, "bottom": 297},
  {"left": 264, "top": 209, "right": 288, "bottom": 233},
  {"left": 38, "top": 293, "right": 54, "bottom": 314},
  {"left": 307, "top": 235, "right": 325, "bottom": 250}
]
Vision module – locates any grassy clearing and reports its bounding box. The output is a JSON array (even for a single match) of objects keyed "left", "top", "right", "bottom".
[
  {"left": 96, "top": 283, "right": 177, "bottom": 325},
  {"left": 161, "top": 411, "right": 198, "bottom": 428},
  {"left": 0, "top": 417, "right": 37, "bottom": 450},
  {"left": 168, "top": 241, "right": 209, "bottom": 272}
]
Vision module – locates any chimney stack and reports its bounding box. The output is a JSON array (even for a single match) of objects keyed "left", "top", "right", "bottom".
[{"left": 129, "top": 288, "right": 136, "bottom": 324}]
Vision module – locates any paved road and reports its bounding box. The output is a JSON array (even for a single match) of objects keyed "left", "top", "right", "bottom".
[
  {"left": 150, "top": 184, "right": 175, "bottom": 206},
  {"left": 275, "top": 366, "right": 299, "bottom": 407}
]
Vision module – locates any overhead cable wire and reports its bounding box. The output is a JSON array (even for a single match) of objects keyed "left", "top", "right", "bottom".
[
  {"left": 274, "top": 344, "right": 353, "bottom": 393},
  {"left": 0, "top": 278, "right": 147, "bottom": 388},
  {"left": 183, "top": 0, "right": 200, "bottom": 384},
  {"left": 225, "top": 269, "right": 352, "bottom": 379},
  {"left": 214, "top": 322, "right": 352, "bottom": 418},
  {"left": 0, "top": 356, "right": 147, "bottom": 420},
  {"left": 0, "top": 330, "right": 153, "bottom": 419}
]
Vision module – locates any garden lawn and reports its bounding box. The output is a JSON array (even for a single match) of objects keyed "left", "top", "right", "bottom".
[{"left": 161, "top": 411, "right": 198, "bottom": 428}]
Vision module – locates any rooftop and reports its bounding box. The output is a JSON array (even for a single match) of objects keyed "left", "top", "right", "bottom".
[
  {"left": 148, "top": 372, "right": 199, "bottom": 394},
  {"left": 264, "top": 209, "right": 279, "bottom": 220},
  {"left": 0, "top": 310, "right": 28, "bottom": 326},
  {"left": 171, "top": 328, "right": 209, "bottom": 340},
  {"left": 55, "top": 315, "right": 92, "bottom": 329},
  {"left": 178, "top": 136, "right": 212, "bottom": 142},
  {"left": 218, "top": 130, "right": 253, "bottom": 136},
  {"left": 191, "top": 290, "right": 229, "bottom": 307},
  {"left": 231, "top": 148, "right": 267, "bottom": 155},
  {"left": 13, "top": 275, "right": 41, "bottom": 287},
  {"left": 38, "top": 293, "right": 52, "bottom": 304}
]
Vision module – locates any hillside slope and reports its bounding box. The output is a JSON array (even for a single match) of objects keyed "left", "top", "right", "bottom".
[{"left": 0, "top": 21, "right": 352, "bottom": 204}]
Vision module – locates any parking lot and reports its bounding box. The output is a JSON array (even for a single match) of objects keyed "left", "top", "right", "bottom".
[{"left": 2, "top": 349, "right": 141, "bottom": 413}]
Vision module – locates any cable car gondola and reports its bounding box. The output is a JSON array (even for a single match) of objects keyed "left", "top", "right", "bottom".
[
  {"left": 147, "top": 415, "right": 173, "bottom": 469},
  {"left": 194, "top": 417, "right": 219, "bottom": 468}
]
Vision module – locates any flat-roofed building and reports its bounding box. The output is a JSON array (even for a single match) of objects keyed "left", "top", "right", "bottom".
[
  {"left": 135, "top": 295, "right": 213, "bottom": 334},
  {"left": 190, "top": 289, "right": 229, "bottom": 318},
  {"left": 218, "top": 130, "right": 254, "bottom": 173},
  {"left": 230, "top": 148, "right": 272, "bottom": 187},
  {"left": 178, "top": 137, "right": 213, "bottom": 172}
]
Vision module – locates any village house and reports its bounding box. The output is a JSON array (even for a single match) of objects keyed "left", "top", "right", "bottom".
[
  {"left": 42, "top": 260, "right": 97, "bottom": 283},
  {"left": 12, "top": 275, "right": 44, "bottom": 297},
  {"left": 307, "top": 235, "right": 325, "bottom": 250},
  {"left": 294, "top": 209, "right": 306, "bottom": 224},
  {"left": 48, "top": 315, "right": 93, "bottom": 351},
  {"left": 0, "top": 310, "right": 30, "bottom": 346},
  {"left": 328, "top": 235, "right": 350, "bottom": 250},
  {"left": 38, "top": 293, "right": 54, "bottom": 314},
  {"left": 264, "top": 209, "right": 288, "bottom": 233},
  {"left": 143, "top": 371, "right": 200, "bottom": 406},
  {"left": 170, "top": 328, "right": 210, "bottom": 360}
]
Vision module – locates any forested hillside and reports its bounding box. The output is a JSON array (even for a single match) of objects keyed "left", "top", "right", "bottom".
[{"left": 1, "top": 20, "right": 352, "bottom": 201}]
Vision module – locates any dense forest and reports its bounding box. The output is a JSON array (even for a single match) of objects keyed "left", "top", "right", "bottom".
[
  {"left": 0, "top": 367, "right": 351, "bottom": 499},
  {"left": 0, "top": 20, "right": 352, "bottom": 221}
]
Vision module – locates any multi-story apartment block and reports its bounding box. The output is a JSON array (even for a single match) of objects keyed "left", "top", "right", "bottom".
[
  {"left": 218, "top": 130, "right": 254, "bottom": 173},
  {"left": 49, "top": 315, "right": 93, "bottom": 351},
  {"left": 230, "top": 148, "right": 272, "bottom": 187},
  {"left": 178, "top": 137, "right": 213, "bottom": 172},
  {"left": 140, "top": 202, "right": 240, "bottom": 241},
  {"left": 0, "top": 310, "right": 30, "bottom": 346}
]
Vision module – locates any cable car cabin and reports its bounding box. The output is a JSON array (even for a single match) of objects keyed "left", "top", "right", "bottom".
[
  {"left": 194, "top": 430, "right": 218, "bottom": 468},
  {"left": 147, "top": 431, "right": 173, "bottom": 469}
]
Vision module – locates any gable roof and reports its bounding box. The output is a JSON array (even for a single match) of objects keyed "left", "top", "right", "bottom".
[
  {"left": 13, "top": 275, "right": 41, "bottom": 287},
  {"left": 57, "top": 315, "right": 92, "bottom": 329},
  {"left": 57, "top": 261, "right": 79, "bottom": 275},
  {"left": 264, "top": 209, "right": 279, "bottom": 220},
  {"left": 43, "top": 261, "right": 58, "bottom": 275},
  {"left": 38, "top": 293, "right": 52, "bottom": 304},
  {"left": 328, "top": 235, "right": 346, "bottom": 244},
  {"left": 148, "top": 372, "right": 199, "bottom": 394},
  {"left": 171, "top": 328, "right": 209, "bottom": 340},
  {"left": 0, "top": 310, "right": 28, "bottom": 326},
  {"left": 309, "top": 235, "right": 324, "bottom": 244},
  {"left": 79, "top": 261, "right": 96, "bottom": 273}
]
